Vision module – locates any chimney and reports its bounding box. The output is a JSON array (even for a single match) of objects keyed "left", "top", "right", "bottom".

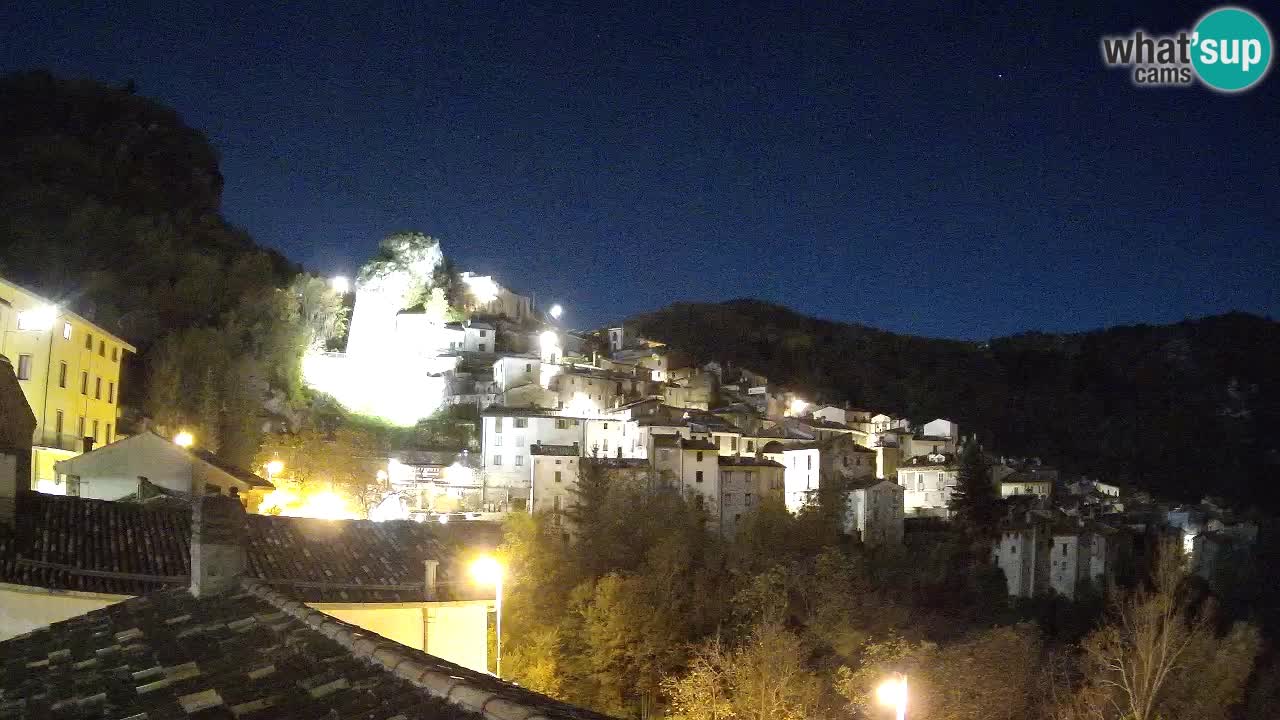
[
  {"left": 424, "top": 560, "right": 439, "bottom": 601},
  {"left": 189, "top": 494, "right": 248, "bottom": 597}
]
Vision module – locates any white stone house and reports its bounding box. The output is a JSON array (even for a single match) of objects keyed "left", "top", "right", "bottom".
[
  {"left": 480, "top": 407, "right": 587, "bottom": 507},
  {"left": 53, "top": 431, "right": 274, "bottom": 504},
  {"left": 896, "top": 452, "right": 959, "bottom": 517}
]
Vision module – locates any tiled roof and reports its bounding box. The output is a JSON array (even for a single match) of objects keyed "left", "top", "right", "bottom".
[
  {"left": 0, "top": 494, "right": 501, "bottom": 602},
  {"left": 717, "top": 456, "right": 784, "bottom": 468},
  {"left": 481, "top": 405, "right": 587, "bottom": 419},
  {"left": 188, "top": 448, "right": 274, "bottom": 488},
  {"left": 0, "top": 581, "right": 615, "bottom": 720}
]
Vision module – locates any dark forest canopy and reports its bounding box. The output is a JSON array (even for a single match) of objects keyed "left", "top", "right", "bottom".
[
  {"left": 0, "top": 71, "right": 323, "bottom": 465},
  {"left": 631, "top": 300, "right": 1280, "bottom": 511}
]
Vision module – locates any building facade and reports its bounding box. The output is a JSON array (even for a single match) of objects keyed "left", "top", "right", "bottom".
[{"left": 0, "top": 276, "right": 135, "bottom": 492}]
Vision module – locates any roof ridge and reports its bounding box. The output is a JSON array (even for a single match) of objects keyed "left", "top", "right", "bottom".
[{"left": 241, "top": 578, "right": 586, "bottom": 720}]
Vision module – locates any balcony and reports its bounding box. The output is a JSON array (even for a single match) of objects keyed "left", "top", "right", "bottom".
[{"left": 32, "top": 430, "right": 84, "bottom": 452}]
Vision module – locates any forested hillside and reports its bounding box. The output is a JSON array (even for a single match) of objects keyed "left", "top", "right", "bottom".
[
  {"left": 0, "top": 71, "right": 338, "bottom": 464},
  {"left": 631, "top": 300, "right": 1280, "bottom": 510}
]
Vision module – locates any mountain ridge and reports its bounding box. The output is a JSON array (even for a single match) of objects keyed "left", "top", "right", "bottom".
[{"left": 630, "top": 300, "right": 1280, "bottom": 510}]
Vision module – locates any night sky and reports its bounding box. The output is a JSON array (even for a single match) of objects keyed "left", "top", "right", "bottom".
[{"left": 2, "top": 1, "right": 1276, "bottom": 339}]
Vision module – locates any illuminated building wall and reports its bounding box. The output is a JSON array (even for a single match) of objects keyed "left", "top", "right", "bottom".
[{"left": 0, "top": 276, "right": 135, "bottom": 489}]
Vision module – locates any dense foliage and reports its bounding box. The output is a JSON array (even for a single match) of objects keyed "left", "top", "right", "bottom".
[
  {"left": 0, "top": 71, "right": 343, "bottom": 465},
  {"left": 631, "top": 300, "right": 1280, "bottom": 510},
  {"left": 498, "top": 478, "right": 1266, "bottom": 719}
]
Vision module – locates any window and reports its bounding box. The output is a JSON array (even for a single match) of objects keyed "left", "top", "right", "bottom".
[
  {"left": 514, "top": 418, "right": 528, "bottom": 428},
  {"left": 16, "top": 354, "right": 31, "bottom": 380},
  {"left": 515, "top": 455, "right": 524, "bottom": 467},
  {"left": 715, "top": 436, "right": 722, "bottom": 448},
  {"left": 492, "top": 455, "right": 503, "bottom": 466},
  {"left": 1061, "top": 543, "right": 1068, "bottom": 555},
  {"left": 696, "top": 451, "right": 703, "bottom": 462},
  {"left": 108, "top": 382, "right": 115, "bottom": 403},
  {"left": 92, "top": 419, "right": 99, "bottom": 441},
  {"left": 55, "top": 410, "right": 64, "bottom": 435},
  {"left": 747, "top": 440, "right": 754, "bottom": 452},
  {"left": 58, "top": 362, "right": 68, "bottom": 388},
  {"left": 479, "top": 330, "right": 487, "bottom": 337},
  {"left": 731, "top": 437, "right": 737, "bottom": 451},
  {"left": 602, "top": 439, "right": 609, "bottom": 452},
  {"left": 554, "top": 471, "right": 562, "bottom": 483},
  {"left": 525, "top": 363, "right": 532, "bottom": 372},
  {"left": 85, "top": 333, "right": 93, "bottom": 350},
  {"left": 105, "top": 424, "right": 112, "bottom": 442},
  {"left": 94, "top": 377, "right": 102, "bottom": 400},
  {"left": 494, "top": 434, "right": 503, "bottom": 447},
  {"left": 111, "top": 347, "right": 118, "bottom": 362},
  {"left": 478, "top": 344, "right": 486, "bottom": 352},
  {"left": 806, "top": 455, "right": 812, "bottom": 470},
  {"left": 77, "top": 416, "right": 85, "bottom": 437},
  {"left": 843, "top": 456, "right": 849, "bottom": 467},
  {"left": 695, "top": 470, "right": 704, "bottom": 483},
  {"left": 916, "top": 473, "right": 925, "bottom": 491},
  {"left": 80, "top": 371, "right": 88, "bottom": 394},
  {"left": 494, "top": 418, "right": 503, "bottom": 432},
  {"left": 552, "top": 495, "right": 562, "bottom": 512},
  {"left": 555, "top": 418, "right": 573, "bottom": 429},
  {"left": 514, "top": 435, "right": 524, "bottom": 448},
  {"left": 62, "top": 322, "right": 72, "bottom": 340},
  {"left": 98, "top": 340, "right": 105, "bottom": 356}
]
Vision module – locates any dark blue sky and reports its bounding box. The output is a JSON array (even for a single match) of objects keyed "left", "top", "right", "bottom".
[{"left": 3, "top": 1, "right": 1277, "bottom": 339}]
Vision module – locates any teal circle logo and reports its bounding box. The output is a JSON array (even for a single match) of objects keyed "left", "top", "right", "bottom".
[{"left": 1192, "top": 7, "right": 1272, "bottom": 92}]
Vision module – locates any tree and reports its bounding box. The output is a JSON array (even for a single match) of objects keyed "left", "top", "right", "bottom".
[
  {"left": 948, "top": 442, "right": 1000, "bottom": 540},
  {"left": 1066, "top": 542, "right": 1262, "bottom": 720},
  {"left": 664, "top": 623, "right": 819, "bottom": 720}
]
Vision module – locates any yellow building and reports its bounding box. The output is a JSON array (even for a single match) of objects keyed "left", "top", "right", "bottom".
[{"left": 0, "top": 276, "right": 135, "bottom": 491}]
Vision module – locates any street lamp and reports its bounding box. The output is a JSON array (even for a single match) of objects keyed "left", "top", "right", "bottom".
[
  {"left": 549, "top": 303, "right": 563, "bottom": 320},
  {"left": 265, "top": 459, "right": 284, "bottom": 481},
  {"left": 330, "top": 276, "right": 350, "bottom": 294},
  {"left": 876, "top": 673, "right": 908, "bottom": 720},
  {"left": 173, "top": 431, "right": 194, "bottom": 448},
  {"left": 470, "top": 555, "right": 505, "bottom": 677}
]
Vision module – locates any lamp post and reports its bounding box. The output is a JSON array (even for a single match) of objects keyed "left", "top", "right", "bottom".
[
  {"left": 173, "top": 431, "right": 194, "bottom": 448},
  {"left": 876, "top": 673, "right": 908, "bottom": 720},
  {"left": 470, "top": 555, "right": 504, "bottom": 677},
  {"left": 265, "top": 459, "right": 284, "bottom": 483}
]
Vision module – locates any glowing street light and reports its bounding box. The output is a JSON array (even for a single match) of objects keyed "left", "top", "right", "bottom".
[
  {"left": 876, "top": 673, "right": 908, "bottom": 720},
  {"left": 16, "top": 305, "right": 57, "bottom": 332},
  {"left": 330, "top": 275, "right": 351, "bottom": 294},
  {"left": 173, "top": 431, "right": 194, "bottom": 448},
  {"left": 788, "top": 398, "right": 808, "bottom": 417},
  {"left": 471, "top": 555, "right": 505, "bottom": 677},
  {"left": 549, "top": 303, "right": 563, "bottom": 320},
  {"left": 265, "top": 459, "right": 284, "bottom": 479}
]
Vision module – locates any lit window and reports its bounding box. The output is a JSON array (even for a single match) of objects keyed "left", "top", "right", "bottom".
[
  {"left": 16, "top": 354, "right": 31, "bottom": 380},
  {"left": 62, "top": 322, "right": 72, "bottom": 340}
]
